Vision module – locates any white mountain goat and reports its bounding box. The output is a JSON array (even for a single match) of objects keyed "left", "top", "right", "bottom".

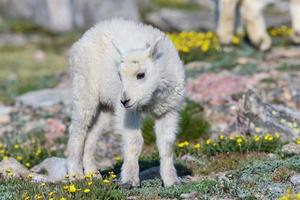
[
  {"left": 67, "top": 18, "right": 185, "bottom": 187},
  {"left": 216, "top": 0, "right": 300, "bottom": 51}
]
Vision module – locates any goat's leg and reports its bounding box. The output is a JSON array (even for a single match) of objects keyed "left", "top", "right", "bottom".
[{"left": 290, "top": 0, "right": 300, "bottom": 43}]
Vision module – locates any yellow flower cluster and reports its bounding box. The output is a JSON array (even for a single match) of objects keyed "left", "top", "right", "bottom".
[
  {"left": 264, "top": 134, "right": 273, "bottom": 142},
  {"left": 269, "top": 25, "right": 293, "bottom": 37},
  {"left": 177, "top": 141, "right": 189, "bottom": 148},
  {"left": 206, "top": 139, "right": 216, "bottom": 146},
  {"left": 279, "top": 188, "right": 300, "bottom": 200},
  {"left": 167, "top": 31, "right": 222, "bottom": 53}
]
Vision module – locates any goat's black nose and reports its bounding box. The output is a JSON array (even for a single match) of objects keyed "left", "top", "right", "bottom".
[{"left": 120, "top": 99, "right": 131, "bottom": 107}]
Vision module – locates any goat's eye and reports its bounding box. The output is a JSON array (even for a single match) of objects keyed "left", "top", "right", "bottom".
[
  {"left": 132, "top": 60, "right": 138, "bottom": 64},
  {"left": 136, "top": 73, "right": 145, "bottom": 80}
]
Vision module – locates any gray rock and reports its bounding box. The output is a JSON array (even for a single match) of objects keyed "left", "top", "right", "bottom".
[
  {"left": 72, "top": 0, "right": 140, "bottom": 28},
  {"left": 290, "top": 174, "right": 300, "bottom": 185},
  {"left": 0, "top": 34, "right": 27, "bottom": 46},
  {"left": 0, "top": 157, "right": 30, "bottom": 178},
  {"left": 282, "top": 143, "right": 300, "bottom": 155},
  {"left": 16, "top": 88, "right": 71, "bottom": 108},
  {"left": 31, "top": 157, "right": 67, "bottom": 182},
  {"left": 0, "top": 0, "right": 140, "bottom": 32},
  {"left": 0, "top": 0, "right": 34, "bottom": 19},
  {"left": 146, "top": 8, "right": 215, "bottom": 31},
  {"left": 0, "top": 106, "right": 12, "bottom": 125},
  {"left": 180, "top": 192, "right": 198, "bottom": 199},
  {"left": 33, "top": 0, "right": 73, "bottom": 32}
]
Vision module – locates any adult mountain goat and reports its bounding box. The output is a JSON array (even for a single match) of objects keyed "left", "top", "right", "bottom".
[
  {"left": 67, "top": 18, "right": 185, "bottom": 187},
  {"left": 217, "top": 0, "right": 300, "bottom": 51}
]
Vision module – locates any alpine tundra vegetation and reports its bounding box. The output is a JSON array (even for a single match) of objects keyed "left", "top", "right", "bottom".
[{"left": 67, "top": 18, "right": 185, "bottom": 187}]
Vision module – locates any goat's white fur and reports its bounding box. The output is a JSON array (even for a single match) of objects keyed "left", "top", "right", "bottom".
[
  {"left": 217, "top": 0, "right": 300, "bottom": 50},
  {"left": 67, "top": 18, "right": 185, "bottom": 187}
]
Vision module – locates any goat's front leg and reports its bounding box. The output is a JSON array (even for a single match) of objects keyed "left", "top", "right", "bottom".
[
  {"left": 290, "top": 0, "right": 300, "bottom": 43},
  {"left": 241, "top": 0, "right": 271, "bottom": 51},
  {"left": 217, "top": 0, "right": 239, "bottom": 45},
  {"left": 155, "top": 111, "right": 179, "bottom": 187},
  {"left": 116, "top": 110, "right": 143, "bottom": 187}
]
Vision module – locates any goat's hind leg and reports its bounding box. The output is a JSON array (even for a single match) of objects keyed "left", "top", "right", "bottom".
[
  {"left": 67, "top": 74, "right": 100, "bottom": 179},
  {"left": 83, "top": 111, "right": 113, "bottom": 178}
]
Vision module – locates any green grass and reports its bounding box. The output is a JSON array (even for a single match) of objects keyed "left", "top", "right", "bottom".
[
  {"left": 142, "top": 100, "right": 210, "bottom": 145},
  {"left": 0, "top": 45, "right": 66, "bottom": 104},
  {"left": 151, "top": 0, "right": 202, "bottom": 11},
  {"left": 277, "top": 62, "right": 300, "bottom": 71}
]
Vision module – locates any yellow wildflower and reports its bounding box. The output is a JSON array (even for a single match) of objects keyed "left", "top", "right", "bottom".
[
  {"left": 2, "top": 156, "right": 8, "bottom": 160},
  {"left": 194, "top": 143, "right": 201, "bottom": 149},
  {"left": 264, "top": 134, "right": 273, "bottom": 142},
  {"left": 40, "top": 183, "right": 46, "bottom": 187},
  {"left": 36, "top": 194, "right": 42, "bottom": 200},
  {"left": 236, "top": 137, "right": 243, "bottom": 146},
  {"left": 232, "top": 35, "right": 240, "bottom": 45},
  {"left": 25, "top": 162, "right": 31, "bottom": 167},
  {"left": 296, "top": 138, "right": 300, "bottom": 145},
  {"left": 85, "top": 172, "right": 93, "bottom": 179},
  {"left": 253, "top": 135, "right": 260, "bottom": 142},
  {"left": 14, "top": 144, "right": 19, "bottom": 149},
  {"left": 87, "top": 181, "right": 93, "bottom": 186},
  {"left": 84, "top": 188, "right": 91, "bottom": 193},
  {"left": 219, "top": 135, "right": 225, "bottom": 140},
  {"left": 114, "top": 155, "right": 121, "bottom": 161},
  {"left": 0, "top": 143, "right": 3, "bottom": 149},
  {"left": 102, "top": 179, "right": 110, "bottom": 184},
  {"left": 60, "top": 198, "right": 67, "bottom": 200},
  {"left": 69, "top": 184, "right": 77, "bottom": 193},
  {"left": 16, "top": 155, "right": 23, "bottom": 161}
]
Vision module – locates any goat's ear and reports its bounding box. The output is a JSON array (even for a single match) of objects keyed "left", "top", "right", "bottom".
[
  {"left": 102, "top": 33, "right": 123, "bottom": 56},
  {"left": 146, "top": 36, "right": 163, "bottom": 59},
  {"left": 112, "top": 41, "right": 123, "bottom": 57}
]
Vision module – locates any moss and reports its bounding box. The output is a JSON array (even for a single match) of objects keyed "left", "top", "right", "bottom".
[{"left": 277, "top": 63, "right": 300, "bottom": 71}]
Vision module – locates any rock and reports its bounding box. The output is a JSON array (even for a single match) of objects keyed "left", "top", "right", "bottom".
[
  {"left": 0, "top": 34, "right": 27, "bottom": 46},
  {"left": 44, "top": 119, "right": 66, "bottom": 145},
  {"left": 186, "top": 73, "right": 256, "bottom": 105},
  {"left": 0, "top": 106, "right": 12, "bottom": 125},
  {"left": 237, "top": 90, "right": 300, "bottom": 141},
  {"left": 282, "top": 143, "right": 300, "bottom": 155},
  {"left": 31, "top": 157, "right": 67, "bottom": 182},
  {"left": 290, "top": 174, "right": 300, "bottom": 185},
  {"left": 0, "top": 0, "right": 34, "bottom": 19},
  {"left": 180, "top": 192, "right": 198, "bottom": 199},
  {"left": 145, "top": 8, "right": 214, "bottom": 31},
  {"left": 0, "top": 0, "right": 140, "bottom": 32},
  {"left": 181, "top": 154, "right": 197, "bottom": 162},
  {"left": 33, "top": 0, "right": 73, "bottom": 32},
  {"left": 0, "top": 158, "right": 31, "bottom": 178},
  {"left": 72, "top": 0, "right": 140, "bottom": 28},
  {"left": 32, "top": 50, "right": 47, "bottom": 62},
  {"left": 16, "top": 88, "right": 71, "bottom": 108}
]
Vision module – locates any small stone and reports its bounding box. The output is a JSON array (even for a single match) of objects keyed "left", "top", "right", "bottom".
[
  {"left": 290, "top": 174, "right": 300, "bottom": 185},
  {"left": 16, "top": 88, "right": 71, "bottom": 108},
  {"left": 282, "top": 143, "right": 300, "bottom": 155},
  {"left": 0, "top": 106, "right": 12, "bottom": 125},
  {"left": 180, "top": 192, "right": 198, "bottom": 199}
]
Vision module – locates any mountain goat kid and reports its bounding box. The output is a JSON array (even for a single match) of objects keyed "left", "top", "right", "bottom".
[{"left": 67, "top": 18, "right": 185, "bottom": 187}]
